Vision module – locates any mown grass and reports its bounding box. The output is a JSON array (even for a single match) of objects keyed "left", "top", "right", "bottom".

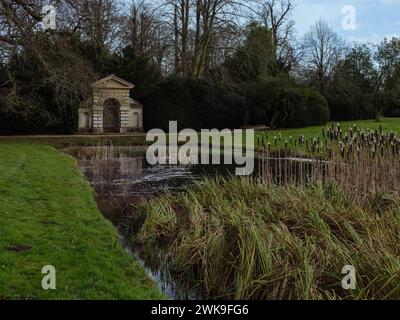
[
  {"left": 255, "top": 118, "right": 400, "bottom": 153},
  {"left": 267, "top": 117, "right": 400, "bottom": 141},
  {"left": 132, "top": 177, "right": 400, "bottom": 300},
  {"left": 0, "top": 142, "right": 163, "bottom": 299}
]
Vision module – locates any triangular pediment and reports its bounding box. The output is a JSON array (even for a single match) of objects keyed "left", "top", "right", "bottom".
[{"left": 91, "top": 74, "right": 135, "bottom": 89}]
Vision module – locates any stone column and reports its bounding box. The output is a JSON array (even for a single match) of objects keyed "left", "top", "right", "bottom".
[
  {"left": 120, "top": 92, "right": 130, "bottom": 133},
  {"left": 92, "top": 109, "right": 103, "bottom": 133},
  {"left": 92, "top": 92, "right": 103, "bottom": 133},
  {"left": 120, "top": 108, "right": 129, "bottom": 133}
]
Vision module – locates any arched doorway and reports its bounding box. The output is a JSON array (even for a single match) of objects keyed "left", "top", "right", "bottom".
[{"left": 103, "top": 98, "right": 120, "bottom": 132}]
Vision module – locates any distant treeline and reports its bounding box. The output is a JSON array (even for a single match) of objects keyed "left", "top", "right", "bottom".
[{"left": 0, "top": 1, "right": 399, "bottom": 134}]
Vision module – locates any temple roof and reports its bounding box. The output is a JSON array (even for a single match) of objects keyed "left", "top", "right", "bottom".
[{"left": 91, "top": 74, "right": 135, "bottom": 89}]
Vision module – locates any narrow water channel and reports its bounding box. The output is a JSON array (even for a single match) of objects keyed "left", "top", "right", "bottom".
[{"left": 65, "top": 146, "right": 243, "bottom": 299}]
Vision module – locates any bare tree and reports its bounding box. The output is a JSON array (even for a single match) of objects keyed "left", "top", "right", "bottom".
[
  {"left": 301, "top": 19, "right": 346, "bottom": 90},
  {"left": 255, "top": 0, "right": 297, "bottom": 70},
  {"left": 167, "top": 0, "right": 190, "bottom": 76},
  {"left": 161, "top": 0, "right": 247, "bottom": 77},
  {"left": 0, "top": 0, "right": 42, "bottom": 47},
  {"left": 191, "top": 0, "right": 244, "bottom": 77},
  {"left": 121, "top": 0, "right": 170, "bottom": 67},
  {"left": 257, "top": 0, "right": 293, "bottom": 48},
  {"left": 61, "top": 0, "right": 123, "bottom": 49}
]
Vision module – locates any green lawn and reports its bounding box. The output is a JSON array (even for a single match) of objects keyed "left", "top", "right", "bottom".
[
  {"left": 252, "top": 118, "right": 400, "bottom": 153},
  {"left": 266, "top": 117, "right": 400, "bottom": 141},
  {"left": 0, "top": 142, "right": 163, "bottom": 299}
]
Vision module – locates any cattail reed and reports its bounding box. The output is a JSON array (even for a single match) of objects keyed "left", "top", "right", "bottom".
[{"left": 258, "top": 125, "right": 400, "bottom": 204}]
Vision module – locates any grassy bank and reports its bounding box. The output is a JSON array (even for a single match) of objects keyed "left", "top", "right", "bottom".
[
  {"left": 252, "top": 118, "right": 400, "bottom": 154},
  {"left": 132, "top": 177, "right": 400, "bottom": 300},
  {"left": 267, "top": 118, "right": 400, "bottom": 141},
  {"left": 0, "top": 142, "right": 163, "bottom": 299}
]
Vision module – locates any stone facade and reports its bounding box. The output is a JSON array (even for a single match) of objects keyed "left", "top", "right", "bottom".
[{"left": 78, "top": 74, "right": 143, "bottom": 133}]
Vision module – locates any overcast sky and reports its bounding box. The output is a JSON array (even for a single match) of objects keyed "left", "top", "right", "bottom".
[{"left": 293, "top": 0, "right": 400, "bottom": 43}]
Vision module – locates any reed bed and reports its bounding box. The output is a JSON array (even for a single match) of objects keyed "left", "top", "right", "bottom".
[
  {"left": 129, "top": 124, "right": 400, "bottom": 300},
  {"left": 131, "top": 177, "right": 400, "bottom": 300},
  {"left": 258, "top": 124, "right": 400, "bottom": 204}
]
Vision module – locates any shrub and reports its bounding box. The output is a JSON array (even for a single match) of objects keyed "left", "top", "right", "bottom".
[
  {"left": 246, "top": 77, "right": 329, "bottom": 128},
  {"left": 322, "top": 78, "right": 375, "bottom": 121},
  {"left": 304, "top": 89, "right": 330, "bottom": 125},
  {"left": 383, "top": 87, "right": 400, "bottom": 117},
  {"left": 140, "top": 78, "right": 246, "bottom": 131}
]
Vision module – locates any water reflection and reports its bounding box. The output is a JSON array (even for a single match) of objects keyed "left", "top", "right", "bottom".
[{"left": 66, "top": 146, "right": 245, "bottom": 220}]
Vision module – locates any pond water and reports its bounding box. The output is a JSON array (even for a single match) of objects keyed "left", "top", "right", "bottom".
[
  {"left": 65, "top": 145, "right": 314, "bottom": 299},
  {"left": 66, "top": 146, "right": 251, "bottom": 220}
]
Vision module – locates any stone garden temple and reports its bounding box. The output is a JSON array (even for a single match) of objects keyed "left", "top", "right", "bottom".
[{"left": 78, "top": 74, "right": 143, "bottom": 133}]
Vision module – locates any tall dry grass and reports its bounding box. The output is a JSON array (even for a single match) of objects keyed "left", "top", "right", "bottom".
[
  {"left": 131, "top": 178, "right": 400, "bottom": 300},
  {"left": 258, "top": 124, "right": 400, "bottom": 204}
]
